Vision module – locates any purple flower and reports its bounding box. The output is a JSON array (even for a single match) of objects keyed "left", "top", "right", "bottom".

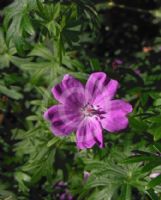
[
  {"left": 150, "top": 172, "right": 160, "bottom": 178},
  {"left": 84, "top": 171, "right": 91, "bottom": 182},
  {"left": 60, "top": 192, "right": 73, "bottom": 200},
  {"left": 134, "top": 69, "right": 141, "bottom": 76},
  {"left": 55, "top": 181, "right": 67, "bottom": 189},
  {"left": 112, "top": 59, "right": 123, "bottom": 70},
  {"left": 44, "top": 72, "right": 132, "bottom": 149},
  {"left": 54, "top": 181, "right": 73, "bottom": 200}
]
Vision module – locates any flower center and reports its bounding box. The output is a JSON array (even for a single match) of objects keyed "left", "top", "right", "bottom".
[
  {"left": 81, "top": 104, "right": 98, "bottom": 117},
  {"left": 81, "top": 104, "right": 106, "bottom": 119}
]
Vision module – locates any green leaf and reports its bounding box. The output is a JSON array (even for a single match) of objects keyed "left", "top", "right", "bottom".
[
  {"left": 47, "top": 137, "right": 60, "bottom": 147},
  {"left": 154, "top": 98, "right": 161, "bottom": 106},
  {"left": 22, "top": 14, "right": 35, "bottom": 35},
  {"left": 26, "top": 115, "right": 38, "bottom": 121},
  {"left": 29, "top": 44, "right": 54, "bottom": 60},
  {"left": 123, "top": 156, "right": 155, "bottom": 164},
  {"left": 19, "top": 61, "right": 52, "bottom": 71},
  {"left": 3, "top": 0, "right": 39, "bottom": 52},
  {"left": 0, "top": 54, "right": 10, "bottom": 68},
  {"left": 36, "top": 0, "right": 46, "bottom": 19},
  {"left": 0, "top": 182, "right": 16, "bottom": 199},
  {"left": 149, "top": 125, "right": 161, "bottom": 141},
  {"left": 129, "top": 117, "right": 148, "bottom": 131},
  {"left": 0, "top": 28, "right": 7, "bottom": 53},
  {"left": 146, "top": 189, "right": 159, "bottom": 200},
  {"left": 120, "top": 184, "right": 131, "bottom": 200},
  {"left": 148, "top": 174, "right": 161, "bottom": 188},
  {"left": 10, "top": 56, "right": 32, "bottom": 67},
  {"left": 53, "top": 3, "right": 61, "bottom": 19},
  {"left": 153, "top": 143, "right": 161, "bottom": 153},
  {"left": 142, "top": 159, "right": 161, "bottom": 173},
  {"left": 15, "top": 171, "right": 31, "bottom": 192},
  {"left": 154, "top": 126, "right": 161, "bottom": 141},
  {"left": 90, "top": 58, "right": 101, "bottom": 71},
  {"left": 0, "top": 85, "right": 23, "bottom": 100}
]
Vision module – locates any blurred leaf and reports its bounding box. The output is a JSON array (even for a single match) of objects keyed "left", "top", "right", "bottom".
[
  {"left": 90, "top": 58, "right": 101, "bottom": 71},
  {"left": 142, "top": 159, "right": 161, "bottom": 173},
  {"left": 15, "top": 171, "right": 31, "bottom": 192},
  {"left": 29, "top": 44, "right": 54, "bottom": 60},
  {"left": 0, "top": 85, "right": 23, "bottom": 100},
  {"left": 0, "top": 182, "right": 16, "bottom": 200},
  {"left": 149, "top": 126, "right": 161, "bottom": 141},
  {"left": 47, "top": 137, "right": 61, "bottom": 147},
  {"left": 120, "top": 184, "right": 131, "bottom": 200},
  {"left": 146, "top": 189, "right": 159, "bottom": 200},
  {"left": 148, "top": 174, "right": 161, "bottom": 188},
  {"left": 129, "top": 117, "right": 148, "bottom": 132},
  {"left": 123, "top": 155, "right": 155, "bottom": 163}
]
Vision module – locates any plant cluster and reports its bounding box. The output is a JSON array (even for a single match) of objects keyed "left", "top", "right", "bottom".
[{"left": 0, "top": 0, "right": 161, "bottom": 199}]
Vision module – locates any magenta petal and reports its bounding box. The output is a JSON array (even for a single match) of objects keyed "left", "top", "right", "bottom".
[
  {"left": 51, "top": 74, "right": 85, "bottom": 104},
  {"left": 101, "top": 111, "right": 129, "bottom": 132},
  {"left": 64, "top": 90, "right": 86, "bottom": 110},
  {"left": 105, "top": 79, "right": 120, "bottom": 99},
  {"left": 76, "top": 118, "right": 103, "bottom": 149},
  {"left": 85, "top": 72, "right": 109, "bottom": 104},
  {"left": 44, "top": 105, "right": 82, "bottom": 136},
  {"left": 108, "top": 100, "right": 133, "bottom": 113},
  {"left": 94, "top": 79, "right": 119, "bottom": 106},
  {"left": 100, "top": 100, "right": 132, "bottom": 132}
]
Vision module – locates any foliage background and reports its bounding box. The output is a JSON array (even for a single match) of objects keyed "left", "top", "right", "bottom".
[{"left": 0, "top": 0, "right": 161, "bottom": 199}]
